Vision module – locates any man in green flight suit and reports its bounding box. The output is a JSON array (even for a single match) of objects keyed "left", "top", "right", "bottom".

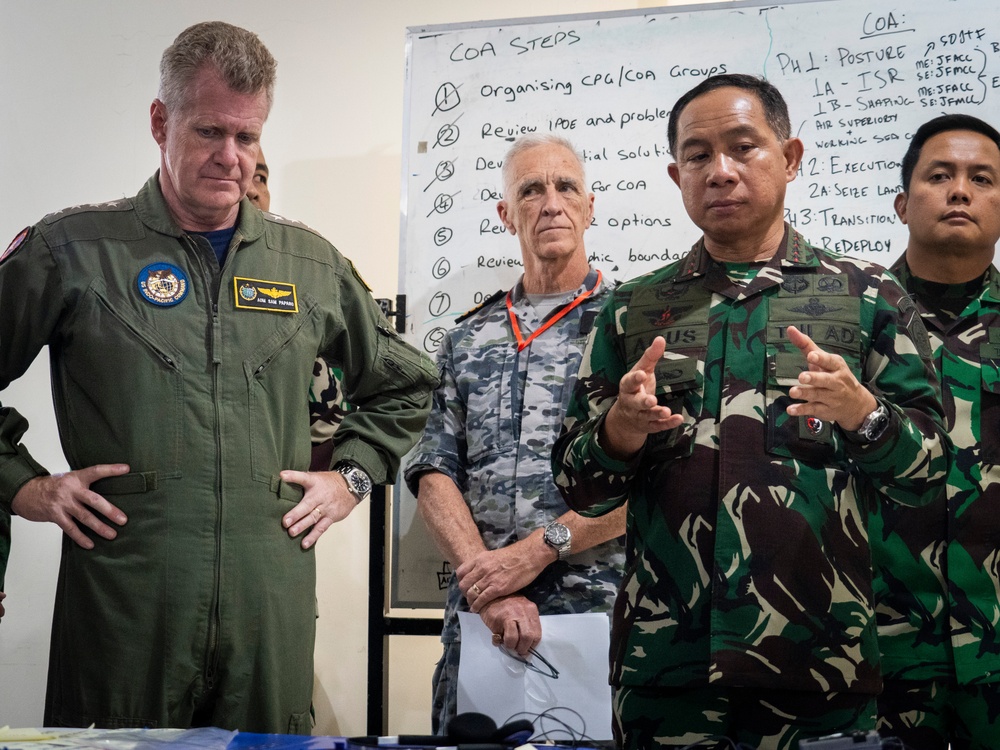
[
  {"left": 552, "top": 73, "right": 950, "bottom": 749},
  {"left": 0, "top": 21, "right": 436, "bottom": 732},
  {"left": 874, "top": 114, "right": 1000, "bottom": 750}
]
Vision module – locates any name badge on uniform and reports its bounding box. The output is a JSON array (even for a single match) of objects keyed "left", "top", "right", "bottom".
[{"left": 234, "top": 277, "right": 298, "bottom": 313}]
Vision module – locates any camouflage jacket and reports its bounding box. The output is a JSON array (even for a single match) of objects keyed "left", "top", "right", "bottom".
[
  {"left": 552, "top": 228, "right": 949, "bottom": 694},
  {"left": 308, "top": 359, "right": 352, "bottom": 471},
  {"left": 874, "top": 258, "right": 1000, "bottom": 684},
  {"left": 405, "top": 268, "right": 625, "bottom": 643}
]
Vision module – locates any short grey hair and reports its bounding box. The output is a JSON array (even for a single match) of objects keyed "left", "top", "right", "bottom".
[
  {"left": 159, "top": 21, "right": 277, "bottom": 115},
  {"left": 501, "top": 134, "right": 586, "bottom": 198}
]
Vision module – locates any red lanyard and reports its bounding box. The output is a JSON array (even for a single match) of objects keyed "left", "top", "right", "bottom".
[{"left": 506, "top": 270, "right": 602, "bottom": 352}]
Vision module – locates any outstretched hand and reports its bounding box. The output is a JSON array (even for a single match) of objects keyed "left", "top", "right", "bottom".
[
  {"left": 602, "top": 336, "right": 684, "bottom": 459},
  {"left": 784, "top": 325, "right": 875, "bottom": 431}
]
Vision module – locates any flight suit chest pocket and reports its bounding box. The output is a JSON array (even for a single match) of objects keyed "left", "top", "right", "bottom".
[
  {"left": 65, "top": 279, "right": 185, "bottom": 477},
  {"left": 979, "top": 335, "right": 1000, "bottom": 463},
  {"left": 764, "top": 296, "right": 862, "bottom": 465}
]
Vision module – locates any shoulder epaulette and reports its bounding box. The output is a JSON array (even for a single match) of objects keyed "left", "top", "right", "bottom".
[
  {"left": 42, "top": 198, "right": 132, "bottom": 224},
  {"left": 456, "top": 289, "right": 506, "bottom": 323},
  {"left": 261, "top": 210, "right": 325, "bottom": 238}
]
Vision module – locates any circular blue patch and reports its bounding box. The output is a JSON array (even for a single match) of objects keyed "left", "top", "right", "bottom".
[{"left": 137, "top": 263, "right": 188, "bottom": 307}]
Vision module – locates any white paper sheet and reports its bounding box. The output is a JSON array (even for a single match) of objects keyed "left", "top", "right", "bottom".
[{"left": 457, "top": 611, "right": 613, "bottom": 741}]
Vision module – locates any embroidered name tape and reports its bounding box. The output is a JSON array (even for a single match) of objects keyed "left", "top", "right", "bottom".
[
  {"left": 234, "top": 277, "right": 298, "bottom": 313},
  {"left": 138, "top": 263, "right": 188, "bottom": 306}
]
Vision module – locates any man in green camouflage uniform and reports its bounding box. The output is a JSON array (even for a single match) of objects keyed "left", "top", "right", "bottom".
[
  {"left": 873, "top": 114, "right": 1000, "bottom": 750},
  {"left": 405, "top": 135, "right": 626, "bottom": 733},
  {"left": 0, "top": 22, "right": 436, "bottom": 731},
  {"left": 552, "top": 74, "right": 949, "bottom": 750}
]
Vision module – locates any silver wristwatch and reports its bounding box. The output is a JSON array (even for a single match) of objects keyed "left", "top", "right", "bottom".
[
  {"left": 851, "top": 403, "right": 890, "bottom": 443},
  {"left": 543, "top": 521, "right": 572, "bottom": 561},
  {"left": 333, "top": 461, "right": 372, "bottom": 503}
]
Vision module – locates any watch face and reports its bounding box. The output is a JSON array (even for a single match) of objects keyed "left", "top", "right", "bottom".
[
  {"left": 349, "top": 470, "right": 372, "bottom": 495},
  {"left": 545, "top": 523, "right": 570, "bottom": 546}
]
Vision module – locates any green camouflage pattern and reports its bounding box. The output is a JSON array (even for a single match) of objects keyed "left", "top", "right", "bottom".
[
  {"left": 307, "top": 359, "right": 352, "bottom": 471},
  {"left": 875, "top": 260, "right": 1000, "bottom": 685},
  {"left": 877, "top": 677, "right": 1000, "bottom": 750},
  {"left": 553, "top": 228, "right": 949, "bottom": 695},
  {"left": 614, "top": 684, "right": 876, "bottom": 750}
]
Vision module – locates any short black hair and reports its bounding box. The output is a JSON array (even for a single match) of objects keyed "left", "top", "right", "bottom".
[
  {"left": 667, "top": 73, "right": 791, "bottom": 156},
  {"left": 900, "top": 114, "right": 1000, "bottom": 191}
]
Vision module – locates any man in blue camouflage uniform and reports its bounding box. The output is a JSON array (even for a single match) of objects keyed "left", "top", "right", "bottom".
[
  {"left": 874, "top": 114, "right": 1000, "bottom": 750},
  {"left": 405, "top": 134, "right": 626, "bottom": 733},
  {"left": 552, "top": 74, "right": 950, "bottom": 750}
]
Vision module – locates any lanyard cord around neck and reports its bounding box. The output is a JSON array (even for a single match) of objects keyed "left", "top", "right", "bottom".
[{"left": 506, "top": 270, "right": 602, "bottom": 352}]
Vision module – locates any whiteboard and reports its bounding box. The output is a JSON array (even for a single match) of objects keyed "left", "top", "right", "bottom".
[{"left": 390, "top": 0, "right": 1000, "bottom": 609}]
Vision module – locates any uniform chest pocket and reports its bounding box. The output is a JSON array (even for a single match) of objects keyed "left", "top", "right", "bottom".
[
  {"left": 645, "top": 350, "right": 703, "bottom": 461},
  {"left": 246, "top": 296, "right": 320, "bottom": 483},
  {"left": 458, "top": 342, "right": 516, "bottom": 465},
  {"left": 764, "top": 336, "right": 860, "bottom": 467},
  {"left": 58, "top": 280, "right": 186, "bottom": 477},
  {"left": 979, "top": 351, "right": 1000, "bottom": 464}
]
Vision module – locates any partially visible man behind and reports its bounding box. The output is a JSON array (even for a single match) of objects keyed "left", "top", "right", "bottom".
[
  {"left": 873, "top": 114, "right": 1000, "bottom": 750},
  {"left": 553, "top": 74, "right": 949, "bottom": 749},
  {"left": 405, "top": 134, "right": 626, "bottom": 732},
  {"left": 246, "top": 147, "right": 270, "bottom": 210},
  {"left": 0, "top": 21, "right": 436, "bottom": 731},
  {"left": 243, "top": 147, "right": 353, "bottom": 472}
]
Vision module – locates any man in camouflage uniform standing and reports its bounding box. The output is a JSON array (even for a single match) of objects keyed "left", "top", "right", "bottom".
[
  {"left": 405, "top": 134, "right": 626, "bottom": 733},
  {"left": 874, "top": 114, "right": 1000, "bottom": 750},
  {"left": 552, "top": 74, "right": 950, "bottom": 749}
]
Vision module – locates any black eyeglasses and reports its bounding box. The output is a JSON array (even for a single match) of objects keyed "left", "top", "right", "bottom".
[{"left": 499, "top": 645, "right": 560, "bottom": 679}]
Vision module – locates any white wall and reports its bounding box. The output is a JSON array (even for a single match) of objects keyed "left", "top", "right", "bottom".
[{"left": 0, "top": 0, "right": 714, "bottom": 735}]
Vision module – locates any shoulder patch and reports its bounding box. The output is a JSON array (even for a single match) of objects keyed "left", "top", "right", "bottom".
[
  {"left": 456, "top": 289, "right": 505, "bottom": 323},
  {"left": 0, "top": 227, "right": 30, "bottom": 265},
  {"left": 900, "top": 293, "right": 933, "bottom": 360},
  {"left": 346, "top": 260, "right": 372, "bottom": 292}
]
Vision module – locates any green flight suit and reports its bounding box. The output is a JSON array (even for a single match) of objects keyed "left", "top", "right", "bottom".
[{"left": 0, "top": 175, "right": 437, "bottom": 731}]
